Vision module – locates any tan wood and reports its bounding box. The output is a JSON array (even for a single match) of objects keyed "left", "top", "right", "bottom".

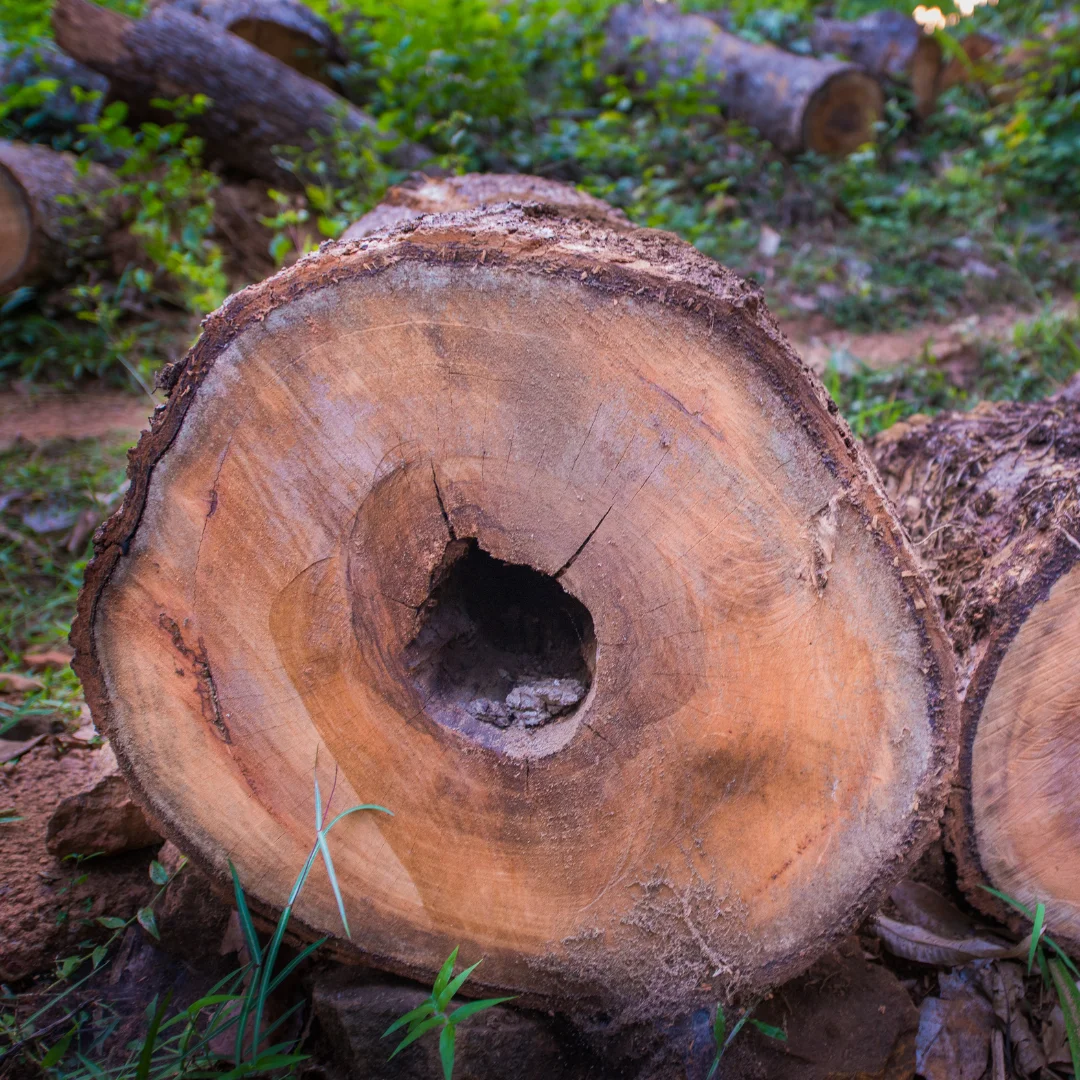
[
  {"left": 870, "top": 381, "right": 1080, "bottom": 951},
  {"left": 74, "top": 206, "right": 957, "bottom": 1019},
  {"left": 341, "top": 173, "right": 631, "bottom": 242},
  {"left": 605, "top": 3, "right": 884, "bottom": 156},
  {"left": 0, "top": 140, "right": 116, "bottom": 293}
]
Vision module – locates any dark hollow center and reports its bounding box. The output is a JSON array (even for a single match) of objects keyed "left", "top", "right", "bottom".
[{"left": 403, "top": 540, "right": 596, "bottom": 736}]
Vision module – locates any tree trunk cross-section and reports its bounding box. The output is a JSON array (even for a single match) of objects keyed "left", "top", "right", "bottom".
[
  {"left": 871, "top": 384, "right": 1080, "bottom": 952},
  {"left": 0, "top": 139, "right": 117, "bottom": 293},
  {"left": 74, "top": 204, "right": 957, "bottom": 1019},
  {"left": 606, "top": 3, "right": 884, "bottom": 156},
  {"left": 51, "top": 0, "right": 427, "bottom": 190}
]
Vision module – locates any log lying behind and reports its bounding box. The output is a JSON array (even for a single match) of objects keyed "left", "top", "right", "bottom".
[
  {"left": 0, "top": 140, "right": 117, "bottom": 293},
  {"left": 51, "top": 0, "right": 427, "bottom": 190},
  {"left": 148, "top": 0, "right": 344, "bottom": 85},
  {"left": 74, "top": 204, "right": 957, "bottom": 1019},
  {"left": 605, "top": 2, "right": 884, "bottom": 155},
  {"left": 0, "top": 39, "right": 110, "bottom": 132},
  {"left": 810, "top": 10, "right": 942, "bottom": 117},
  {"left": 341, "top": 172, "right": 631, "bottom": 241},
  {"left": 870, "top": 381, "right": 1080, "bottom": 951}
]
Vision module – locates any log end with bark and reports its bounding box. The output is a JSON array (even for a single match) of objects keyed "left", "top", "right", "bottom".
[
  {"left": 341, "top": 172, "right": 631, "bottom": 241},
  {"left": 606, "top": 3, "right": 884, "bottom": 156},
  {"left": 148, "top": 0, "right": 344, "bottom": 85},
  {"left": 51, "top": 0, "right": 427, "bottom": 190},
  {"left": 871, "top": 380, "right": 1080, "bottom": 951},
  {"left": 0, "top": 140, "right": 116, "bottom": 293},
  {"left": 74, "top": 202, "right": 957, "bottom": 1018},
  {"left": 810, "top": 10, "right": 943, "bottom": 117}
]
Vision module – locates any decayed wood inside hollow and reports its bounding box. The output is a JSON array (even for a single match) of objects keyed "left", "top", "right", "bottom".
[
  {"left": 605, "top": 3, "right": 884, "bottom": 155},
  {"left": 341, "top": 172, "right": 631, "bottom": 241},
  {"left": 75, "top": 206, "right": 956, "bottom": 1019},
  {"left": 870, "top": 382, "right": 1080, "bottom": 950}
]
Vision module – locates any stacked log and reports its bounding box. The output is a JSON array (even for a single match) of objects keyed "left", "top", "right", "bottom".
[
  {"left": 341, "top": 172, "right": 631, "bottom": 241},
  {"left": 0, "top": 140, "right": 118, "bottom": 293},
  {"left": 73, "top": 195, "right": 957, "bottom": 1019},
  {"left": 605, "top": 2, "right": 884, "bottom": 155},
  {"left": 871, "top": 380, "right": 1080, "bottom": 951},
  {"left": 50, "top": 0, "right": 428, "bottom": 190},
  {"left": 810, "top": 10, "right": 943, "bottom": 117},
  {"left": 147, "top": 0, "right": 345, "bottom": 85}
]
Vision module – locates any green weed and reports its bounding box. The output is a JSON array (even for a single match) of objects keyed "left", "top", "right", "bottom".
[
  {"left": 383, "top": 948, "right": 513, "bottom": 1080},
  {"left": 707, "top": 998, "right": 786, "bottom": 1078}
]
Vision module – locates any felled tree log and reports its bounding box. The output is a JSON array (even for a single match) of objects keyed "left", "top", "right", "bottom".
[
  {"left": 341, "top": 172, "right": 631, "bottom": 241},
  {"left": 73, "top": 204, "right": 957, "bottom": 1019},
  {"left": 147, "top": 0, "right": 344, "bottom": 85},
  {"left": 810, "top": 10, "right": 942, "bottom": 117},
  {"left": 605, "top": 3, "right": 883, "bottom": 156},
  {"left": 0, "top": 140, "right": 118, "bottom": 293},
  {"left": 870, "top": 381, "right": 1080, "bottom": 951},
  {"left": 51, "top": 0, "right": 427, "bottom": 190}
]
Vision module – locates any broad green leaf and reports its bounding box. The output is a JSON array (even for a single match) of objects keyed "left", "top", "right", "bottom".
[
  {"left": 137, "top": 907, "right": 160, "bottom": 940},
  {"left": 41, "top": 1027, "right": 75, "bottom": 1067},
  {"left": 383, "top": 999, "right": 436, "bottom": 1038},
  {"left": 749, "top": 1019, "right": 787, "bottom": 1041},
  {"left": 447, "top": 997, "right": 515, "bottom": 1023},
  {"left": 433, "top": 948, "right": 459, "bottom": 1000},
  {"left": 97, "top": 916, "right": 127, "bottom": 930},
  {"left": 149, "top": 860, "right": 169, "bottom": 886},
  {"left": 388, "top": 1015, "right": 443, "bottom": 1059},
  {"left": 438, "top": 959, "right": 482, "bottom": 1010},
  {"left": 91, "top": 945, "right": 107, "bottom": 969},
  {"left": 439, "top": 1022, "right": 456, "bottom": 1080}
]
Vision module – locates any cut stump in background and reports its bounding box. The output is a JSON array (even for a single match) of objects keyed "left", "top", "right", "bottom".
[
  {"left": 148, "top": 0, "right": 344, "bottom": 85},
  {"left": 810, "top": 10, "right": 943, "bottom": 117},
  {"left": 51, "top": 0, "right": 428, "bottom": 190},
  {"left": 74, "top": 204, "right": 957, "bottom": 1020},
  {"left": 0, "top": 140, "right": 117, "bottom": 293},
  {"left": 341, "top": 172, "right": 631, "bottom": 241},
  {"left": 871, "top": 379, "right": 1080, "bottom": 952},
  {"left": 605, "top": 2, "right": 884, "bottom": 156}
]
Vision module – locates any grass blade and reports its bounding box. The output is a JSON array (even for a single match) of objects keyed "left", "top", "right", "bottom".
[
  {"left": 1049, "top": 958, "right": 1080, "bottom": 1079},
  {"left": 1028, "top": 902, "right": 1046, "bottom": 973},
  {"left": 228, "top": 861, "right": 263, "bottom": 965},
  {"left": 438, "top": 959, "right": 482, "bottom": 1009},
  {"left": 323, "top": 804, "right": 392, "bottom": 833},
  {"left": 267, "top": 937, "right": 327, "bottom": 995},
  {"left": 433, "top": 948, "right": 459, "bottom": 1000},
  {"left": 316, "top": 830, "right": 350, "bottom": 938},
  {"left": 136, "top": 991, "right": 172, "bottom": 1080}
]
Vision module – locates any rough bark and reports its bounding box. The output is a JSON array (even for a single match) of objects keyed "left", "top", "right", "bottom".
[
  {"left": 0, "top": 140, "right": 118, "bottom": 293},
  {"left": 51, "top": 0, "right": 427, "bottom": 190},
  {"left": 0, "top": 38, "right": 110, "bottom": 132},
  {"left": 341, "top": 172, "right": 631, "bottom": 241},
  {"left": 605, "top": 2, "right": 884, "bottom": 156},
  {"left": 870, "top": 379, "right": 1080, "bottom": 951},
  {"left": 73, "top": 203, "right": 957, "bottom": 1021},
  {"left": 810, "top": 10, "right": 942, "bottom": 117},
  {"left": 147, "top": 0, "right": 344, "bottom": 85}
]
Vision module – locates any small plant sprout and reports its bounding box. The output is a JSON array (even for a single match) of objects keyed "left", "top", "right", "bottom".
[
  {"left": 981, "top": 886, "right": 1080, "bottom": 1077},
  {"left": 383, "top": 947, "right": 515, "bottom": 1080},
  {"left": 707, "top": 999, "right": 786, "bottom": 1078}
]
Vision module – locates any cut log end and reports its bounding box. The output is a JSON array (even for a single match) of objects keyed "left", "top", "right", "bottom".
[
  {"left": 0, "top": 163, "right": 32, "bottom": 290},
  {"left": 967, "top": 560, "right": 1080, "bottom": 948},
  {"left": 226, "top": 17, "right": 329, "bottom": 81},
  {"left": 75, "top": 206, "right": 957, "bottom": 1018},
  {"left": 803, "top": 69, "right": 884, "bottom": 156}
]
